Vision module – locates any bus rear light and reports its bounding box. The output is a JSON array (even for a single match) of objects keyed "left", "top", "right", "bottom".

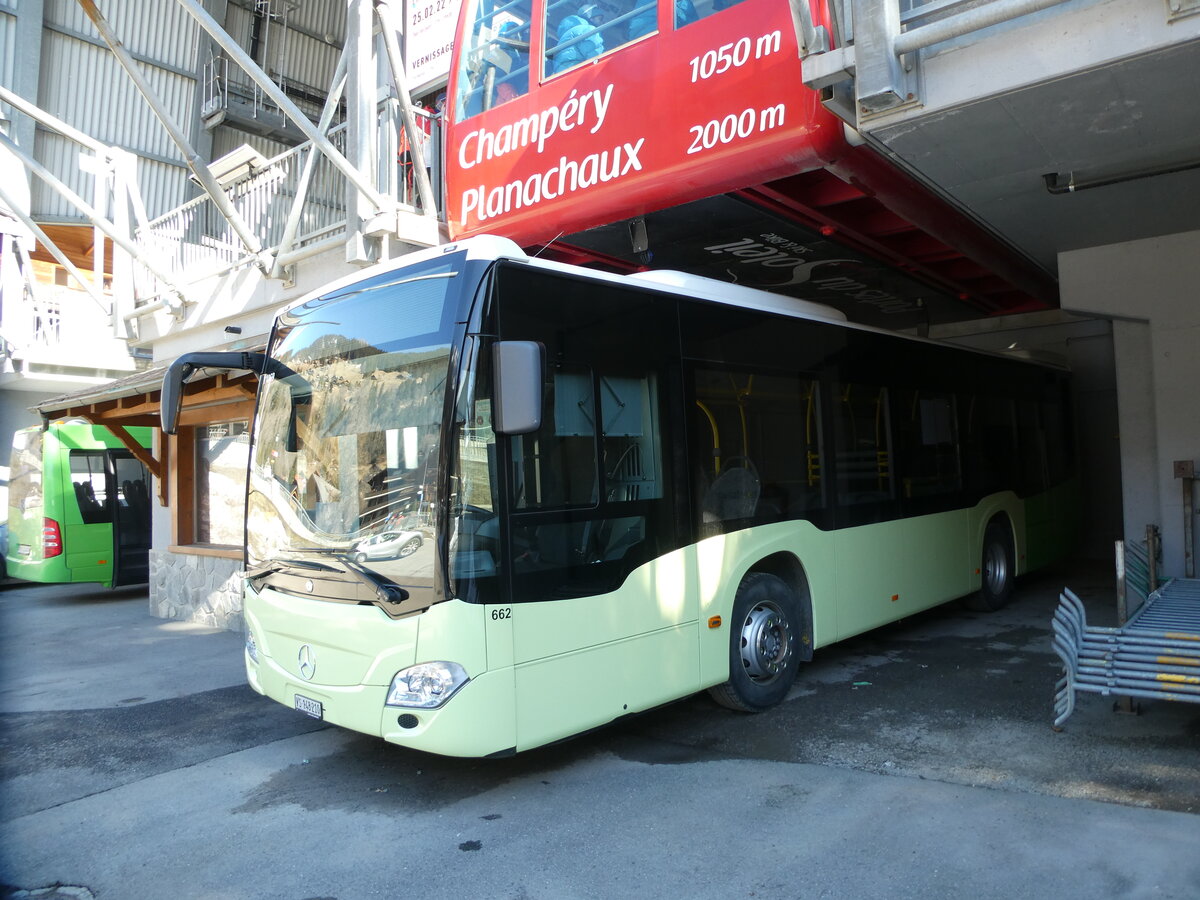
[{"left": 42, "top": 518, "right": 62, "bottom": 558}]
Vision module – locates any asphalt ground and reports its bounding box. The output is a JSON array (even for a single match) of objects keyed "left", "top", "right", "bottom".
[{"left": 1, "top": 559, "right": 1198, "bottom": 899}]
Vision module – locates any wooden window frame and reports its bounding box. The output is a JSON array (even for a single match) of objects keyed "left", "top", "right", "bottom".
[{"left": 168, "top": 399, "right": 255, "bottom": 559}]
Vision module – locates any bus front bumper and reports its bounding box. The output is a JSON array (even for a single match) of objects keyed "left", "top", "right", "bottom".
[{"left": 246, "top": 650, "right": 516, "bottom": 758}]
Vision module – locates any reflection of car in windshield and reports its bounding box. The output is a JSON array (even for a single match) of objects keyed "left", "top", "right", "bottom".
[{"left": 352, "top": 530, "right": 423, "bottom": 562}]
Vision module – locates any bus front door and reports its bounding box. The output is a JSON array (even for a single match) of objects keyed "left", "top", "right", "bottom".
[{"left": 110, "top": 453, "right": 152, "bottom": 586}]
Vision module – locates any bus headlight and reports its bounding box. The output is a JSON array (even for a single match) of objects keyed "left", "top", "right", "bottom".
[
  {"left": 386, "top": 661, "right": 469, "bottom": 709},
  {"left": 245, "top": 628, "right": 259, "bottom": 664}
]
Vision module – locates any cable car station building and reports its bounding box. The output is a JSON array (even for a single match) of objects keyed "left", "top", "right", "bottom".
[{"left": 1, "top": 0, "right": 1197, "bottom": 626}]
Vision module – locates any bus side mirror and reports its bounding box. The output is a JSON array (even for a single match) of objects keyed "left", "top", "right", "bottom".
[
  {"left": 161, "top": 352, "right": 265, "bottom": 434},
  {"left": 492, "top": 341, "right": 543, "bottom": 435}
]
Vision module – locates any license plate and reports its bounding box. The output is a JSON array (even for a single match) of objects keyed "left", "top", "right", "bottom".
[{"left": 294, "top": 693, "right": 323, "bottom": 719}]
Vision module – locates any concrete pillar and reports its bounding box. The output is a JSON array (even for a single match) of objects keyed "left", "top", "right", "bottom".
[
  {"left": 1110, "top": 320, "right": 1160, "bottom": 549},
  {"left": 1060, "top": 230, "right": 1200, "bottom": 577}
]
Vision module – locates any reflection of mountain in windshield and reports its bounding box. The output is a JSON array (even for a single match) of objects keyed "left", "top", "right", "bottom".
[
  {"left": 254, "top": 340, "right": 447, "bottom": 540},
  {"left": 246, "top": 255, "right": 462, "bottom": 609},
  {"left": 244, "top": 250, "right": 463, "bottom": 619}
]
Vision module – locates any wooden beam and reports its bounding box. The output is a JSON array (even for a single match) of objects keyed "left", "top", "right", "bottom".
[
  {"left": 105, "top": 422, "right": 162, "bottom": 482},
  {"left": 176, "top": 399, "right": 255, "bottom": 428},
  {"left": 157, "top": 432, "right": 170, "bottom": 507},
  {"left": 71, "top": 412, "right": 168, "bottom": 506},
  {"left": 93, "top": 414, "right": 159, "bottom": 428},
  {"left": 172, "top": 429, "right": 196, "bottom": 546}
]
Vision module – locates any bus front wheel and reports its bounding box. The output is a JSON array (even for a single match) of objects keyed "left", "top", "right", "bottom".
[
  {"left": 709, "top": 573, "right": 801, "bottom": 712},
  {"left": 966, "top": 521, "right": 1015, "bottom": 611}
]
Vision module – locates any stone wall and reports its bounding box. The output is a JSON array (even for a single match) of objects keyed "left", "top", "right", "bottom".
[{"left": 148, "top": 549, "right": 245, "bottom": 632}]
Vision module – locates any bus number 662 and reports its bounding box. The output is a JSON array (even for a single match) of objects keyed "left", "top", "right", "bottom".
[{"left": 490, "top": 607, "right": 512, "bottom": 620}]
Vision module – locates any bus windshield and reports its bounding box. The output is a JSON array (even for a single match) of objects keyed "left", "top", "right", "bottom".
[{"left": 246, "top": 255, "right": 467, "bottom": 601}]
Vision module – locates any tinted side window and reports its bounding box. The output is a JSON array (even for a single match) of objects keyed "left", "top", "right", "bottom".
[
  {"left": 1018, "top": 399, "right": 1049, "bottom": 494},
  {"left": 834, "top": 384, "right": 894, "bottom": 507},
  {"left": 690, "top": 367, "right": 822, "bottom": 536},
  {"left": 895, "top": 389, "right": 961, "bottom": 499},
  {"left": 1041, "top": 375, "right": 1074, "bottom": 487},
  {"left": 69, "top": 450, "right": 111, "bottom": 525},
  {"left": 496, "top": 264, "right": 680, "bottom": 602},
  {"left": 966, "top": 394, "right": 1020, "bottom": 496},
  {"left": 511, "top": 365, "right": 599, "bottom": 510}
]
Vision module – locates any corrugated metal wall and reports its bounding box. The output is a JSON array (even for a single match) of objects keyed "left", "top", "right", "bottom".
[
  {"left": 275, "top": 0, "right": 345, "bottom": 90},
  {"left": 289, "top": 1, "right": 347, "bottom": 43},
  {"left": 32, "top": 0, "right": 201, "bottom": 221},
  {"left": 220, "top": 1, "right": 343, "bottom": 99},
  {"left": 279, "top": 29, "right": 341, "bottom": 92},
  {"left": 210, "top": 125, "right": 291, "bottom": 163},
  {"left": 22, "top": 0, "right": 346, "bottom": 223},
  {"left": 39, "top": 39, "right": 196, "bottom": 160},
  {"left": 0, "top": 4, "right": 16, "bottom": 94},
  {"left": 47, "top": 0, "right": 200, "bottom": 70}
]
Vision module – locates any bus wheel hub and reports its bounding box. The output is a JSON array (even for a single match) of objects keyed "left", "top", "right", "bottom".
[{"left": 740, "top": 602, "right": 791, "bottom": 682}]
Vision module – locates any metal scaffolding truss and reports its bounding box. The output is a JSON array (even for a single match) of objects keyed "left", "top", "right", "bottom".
[{"left": 0, "top": 0, "right": 439, "bottom": 332}]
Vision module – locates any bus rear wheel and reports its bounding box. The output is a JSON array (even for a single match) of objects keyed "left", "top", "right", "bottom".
[
  {"left": 709, "top": 573, "right": 801, "bottom": 712},
  {"left": 965, "top": 521, "right": 1015, "bottom": 611}
]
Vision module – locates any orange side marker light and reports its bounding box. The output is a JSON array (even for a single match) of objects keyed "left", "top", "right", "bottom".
[{"left": 708, "top": 616, "right": 722, "bottom": 629}]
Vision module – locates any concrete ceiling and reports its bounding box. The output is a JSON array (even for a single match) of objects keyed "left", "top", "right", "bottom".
[{"left": 854, "top": 7, "right": 1200, "bottom": 281}]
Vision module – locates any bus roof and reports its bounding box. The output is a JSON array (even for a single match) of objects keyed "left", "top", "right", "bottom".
[
  {"left": 275, "top": 235, "right": 1065, "bottom": 370},
  {"left": 627, "top": 269, "right": 846, "bottom": 324}
]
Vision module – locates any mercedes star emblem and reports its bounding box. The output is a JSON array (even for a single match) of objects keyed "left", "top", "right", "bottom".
[{"left": 297, "top": 644, "right": 316, "bottom": 681}]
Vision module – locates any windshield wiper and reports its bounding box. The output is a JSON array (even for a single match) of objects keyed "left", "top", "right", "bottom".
[
  {"left": 256, "top": 548, "right": 411, "bottom": 606},
  {"left": 338, "top": 554, "right": 411, "bottom": 605},
  {"left": 246, "top": 556, "right": 339, "bottom": 578}
]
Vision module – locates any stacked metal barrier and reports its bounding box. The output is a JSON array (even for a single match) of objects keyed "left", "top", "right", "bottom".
[
  {"left": 1118, "top": 533, "right": 1155, "bottom": 610},
  {"left": 1052, "top": 580, "right": 1200, "bottom": 728}
]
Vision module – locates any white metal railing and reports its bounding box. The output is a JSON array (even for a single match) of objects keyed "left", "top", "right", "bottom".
[
  {"left": 0, "top": 281, "right": 121, "bottom": 362},
  {"left": 138, "top": 125, "right": 349, "bottom": 283},
  {"left": 136, "top": 104, "right": 442, "bottom": 296}
]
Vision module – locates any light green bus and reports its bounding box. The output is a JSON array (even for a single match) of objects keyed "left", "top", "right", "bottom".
[
  {"left": 162, "top": 236, "right": 1077, "bottom": 757},
  {"left": 6, "top": 422, "right": 154, "bottom": 587}
]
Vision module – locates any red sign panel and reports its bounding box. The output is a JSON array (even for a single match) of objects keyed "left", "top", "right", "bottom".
[{"left": 445, "top": 0, "right": 845, "bottom": 243}]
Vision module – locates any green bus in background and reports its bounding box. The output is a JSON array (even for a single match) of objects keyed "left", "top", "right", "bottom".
[{"left": 6, "top": 422, "right": 153, "bottom": 587}]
